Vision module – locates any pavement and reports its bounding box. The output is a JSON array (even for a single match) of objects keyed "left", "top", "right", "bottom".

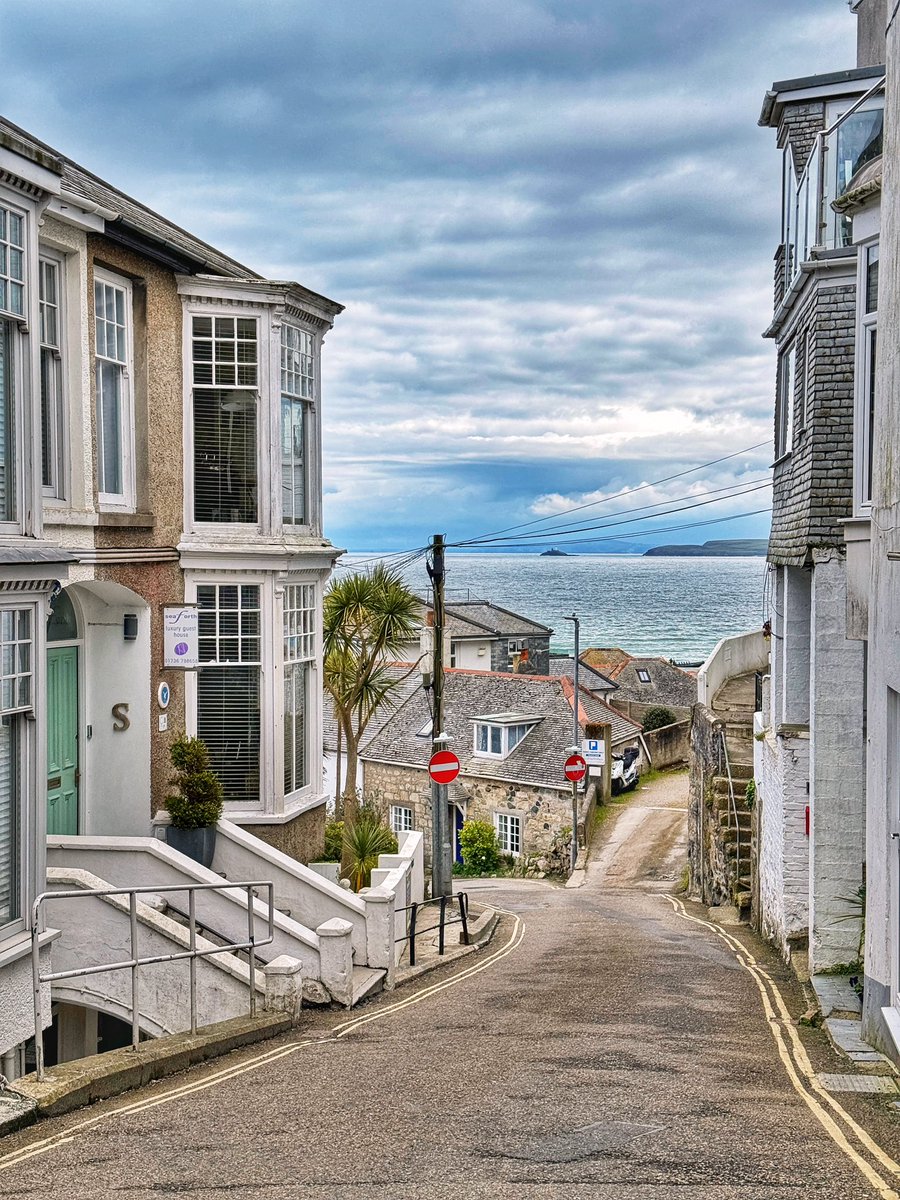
[{"left": 1, "top": 768, "right": 900, "bottom": 1198}]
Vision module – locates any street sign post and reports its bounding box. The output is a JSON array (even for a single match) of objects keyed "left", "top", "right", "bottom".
[
  {"left": 564, "top": 753, "right": 586, "bottom": 782},
  {"left": 429, "top": 749, "right": 461, "bottom": 785},
  {"left": 582, "top": 738, "right": 605, "bottom": 767}
]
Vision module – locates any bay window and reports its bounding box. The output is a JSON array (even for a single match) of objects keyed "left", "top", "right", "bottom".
[
  {"left": 196, "top": 584, "right": 261, "bottom": 807},
  {"left": 281, "top": 324, "right": 313, "bottom": 526},
  {"left": 94, "top": 270, "right": 134, "bottom": 508},
  {"left": 283, "top": 583, "right": 315, "bottom": 796},
  {"left": 192, "top": 315, "right": 258, "bottom": 524}
]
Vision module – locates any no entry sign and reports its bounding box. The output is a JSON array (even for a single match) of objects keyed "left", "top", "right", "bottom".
[
  {"left": 564, "top": 753, "right": 587, "bottom": 782},
  {"left": 428, "top": 749, "right": 461, "bottom": 785}
]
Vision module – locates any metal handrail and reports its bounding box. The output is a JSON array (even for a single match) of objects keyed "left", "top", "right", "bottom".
[
  {"left": 32, "top": 878, "right": 275, "bottom": 1081},
  {"left": 719, "top": 729, "right": 741, "bottom": 895},
  {"left": 394, "top": 892, "right": 469, "bottom": 965}
]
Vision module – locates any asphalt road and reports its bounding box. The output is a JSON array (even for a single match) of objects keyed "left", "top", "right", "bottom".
[{"left": 2, "top": 771, "right": 899, "bottom": 1198}]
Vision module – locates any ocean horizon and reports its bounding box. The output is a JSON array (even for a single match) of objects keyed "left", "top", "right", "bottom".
[{"left": 339, "top": 551, "right": 769, "bottom": 664}]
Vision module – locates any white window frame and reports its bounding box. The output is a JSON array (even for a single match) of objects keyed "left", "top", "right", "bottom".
[
  {"left": 0, "top": 194, "right": 33, "bottom": 535},
  {"left": 283, "top": 581, "right": 316, "bottom": 802},
  {"left": 473, "top": 720, "right": 535, "bottom": 760},
  {"left": 0, "top": 603, "right": 39, "bottom": 944},
  {"left": 191, "top": 577, "right": 265, "bottom": 814},
  {"left": 93, "top": 267, "right": 135, "bottom": 511},
  {"left": 280, "top": 322, "right": 314, "bottom": 530},
  {"left": 390, "top": 805, "right": 413, "bottom": 835},
  {"left": 188, "top": 310, "right": 261, "bottom": 530},
  {"left": 776, "top": 342, "right": 797, "bottom": 460},
  {"left": 854, "top": 238, "right": 878, "bottom": 514},
  {"left": 494, "top": 812, "right": 521, "bottom": 857},
  {"left": 39, "top": 252, "right": 66, "bottom": 501},
  {"left": 824, "top": 96, "right": 884, "bottom": 250}
]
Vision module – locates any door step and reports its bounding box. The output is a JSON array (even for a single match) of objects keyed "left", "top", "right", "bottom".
[{"left": 351, "top": 965, "right": 386, "bottom": 1006}]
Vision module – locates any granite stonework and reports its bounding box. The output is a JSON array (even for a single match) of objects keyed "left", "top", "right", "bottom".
[
  {"left": 236, "top": 805, "right": 326, "bottom": 865},
  {"left": 363, "top": 760, "right": 584, "bottom": 874},
  {"left": 689, "top": 703, "right": 734, "bottom": 905}
]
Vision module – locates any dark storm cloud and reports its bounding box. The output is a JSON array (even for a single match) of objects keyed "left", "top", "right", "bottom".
[{"left": 0, "top": 0, "right": 854, "bottom": 547}]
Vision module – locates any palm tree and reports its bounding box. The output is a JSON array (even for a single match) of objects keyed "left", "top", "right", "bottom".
[{"left": 323, "top": 565, "right": 420, "bottom": 834}]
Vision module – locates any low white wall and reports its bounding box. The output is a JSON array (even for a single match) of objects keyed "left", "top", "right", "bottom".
[
  {"left": 47, "top": 835, "right": 322, "bottom": 977},
  {"left": 698, "top": 630, "right": 769, "bottom": 709},
  {"left": 755, "top": 718, "right": 810, "bottom": 958},
  {"left": 44, "top": 869, "right": 262, "bottom": 1036},
  {"left": 208, "top": 818, "right": 369, "bottom": 961},
  {"left": 370, "top": 831, "right": 425, "bottom": 965}
]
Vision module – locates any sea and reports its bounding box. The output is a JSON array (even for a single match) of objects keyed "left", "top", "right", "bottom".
[{"left": 340, "top": 552, "right": 770, "bottom": 664}]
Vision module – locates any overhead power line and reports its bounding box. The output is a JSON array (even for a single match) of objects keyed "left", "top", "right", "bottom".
[{"left": 453, "top": 438, "right": 773, "bottom": 547}]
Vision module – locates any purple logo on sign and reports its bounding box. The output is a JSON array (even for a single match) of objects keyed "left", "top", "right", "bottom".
[{"left": 174, "top": 642, "right": 189, "bottom": 656}]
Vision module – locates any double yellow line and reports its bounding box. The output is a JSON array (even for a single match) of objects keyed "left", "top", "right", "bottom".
[
  {"left": 0, "top": 908, "right": 524, "bottom": 1173},
  {"left": 666, "top": 895, "right": 900, "bottom": 1199}
]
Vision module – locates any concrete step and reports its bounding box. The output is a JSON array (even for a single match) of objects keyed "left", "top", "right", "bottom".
[{"left": 351, "top": 965, "right": 386, "bottom": 1006}]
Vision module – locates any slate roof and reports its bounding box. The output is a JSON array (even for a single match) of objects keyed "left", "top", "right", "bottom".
[
  {"left": 0, "top": 116, "right": 342, "bottom": 315},
  {"left": 361, "top": 668, "right": 642, "bottom": 791},
  {"left": 581, "top": 647, "right": 697, "bottom": 708},
  {"left": 323, "top": 663, "right": 424, "bottom": 754},
  {"left": 444, "top": 601, "right": 552, "bottom": 638},
  {"left": 548, "top": 656, "right": 617, "bottom": 693}
]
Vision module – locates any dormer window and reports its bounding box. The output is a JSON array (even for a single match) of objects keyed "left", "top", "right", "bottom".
[{"left": 473, "top": 713, "right": 537, "bottom": 759}]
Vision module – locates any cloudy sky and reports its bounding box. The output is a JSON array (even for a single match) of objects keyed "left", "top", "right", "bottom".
[{"left": 2, "top": 1, "right": 855, "bottom": 551}]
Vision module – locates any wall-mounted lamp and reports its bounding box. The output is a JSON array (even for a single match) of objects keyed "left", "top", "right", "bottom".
[{"left": 123, "top": 613, "right": 138, "bottom": 641}]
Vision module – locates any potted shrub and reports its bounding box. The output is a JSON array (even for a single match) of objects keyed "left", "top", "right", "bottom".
[{"left": 165, "top": 735, "right": 224, "bottom": 868}]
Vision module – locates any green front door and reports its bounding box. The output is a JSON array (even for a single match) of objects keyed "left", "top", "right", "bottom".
[{"left": 47, "top": 646, "right": 78, "bottom": 836}]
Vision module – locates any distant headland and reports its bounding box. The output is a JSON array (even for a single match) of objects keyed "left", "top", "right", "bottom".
[{"left": 644, "top": 539, "right": 768, "bottom": 558}]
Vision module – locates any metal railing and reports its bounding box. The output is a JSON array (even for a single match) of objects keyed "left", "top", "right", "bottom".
[
  {"left": 32, "top": 879, "right": 274, "bottom": 1081},
  {"left": 395, "top": 892, "right": 470, "bottom": 966},
  {"left": 719, "top": 729, "right": 741, "bottom": 894}
]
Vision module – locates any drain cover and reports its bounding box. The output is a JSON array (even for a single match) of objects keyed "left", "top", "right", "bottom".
[{"left": 818, "top": 1073, "right": 899, "bottom": 1094}]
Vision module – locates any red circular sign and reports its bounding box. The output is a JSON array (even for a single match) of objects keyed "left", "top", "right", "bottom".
[
  {"left": 428, "top": 749, "right": 461, "bottom": 784},
  {"left": 564, "top": 753, "right": 587, "bottom": 782}
]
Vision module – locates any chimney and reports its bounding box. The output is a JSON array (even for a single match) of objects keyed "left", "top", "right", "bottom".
[{"left": 850, "top": 0, "right": 887, "bottom": 68}]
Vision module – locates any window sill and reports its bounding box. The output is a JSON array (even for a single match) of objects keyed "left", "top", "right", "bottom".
[
  {"left": 97, "top": 511, "right": 155, "bottom": 529},
  {"left": 772, "top": 451, "right": 793, "bottom": 467},
  {"left": 0, "top": 926, "right": 60, "bottom": 969}
]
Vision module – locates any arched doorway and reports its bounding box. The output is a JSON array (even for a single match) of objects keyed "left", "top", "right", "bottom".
[{"left": 46, "top": 587, "right": 80, "bottom": 836}]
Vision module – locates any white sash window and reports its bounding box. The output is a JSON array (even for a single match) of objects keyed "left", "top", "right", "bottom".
[
  {"left": 40, "top": 256, "right": 65, "bottom": 498},
  {"left": 196, "top": 585, "right": 261, "bottom": 806},
  {"left": 192, "top": 316, "right": 258, "bottom": 524},
  {"left": 281, "top": 325, "right": 313, "bottom": 526},
  {"left": 283, "top": 583, "right": 315, "bottom": 797},
  {"left": 94, "top": 270, "right": 134, "bottom": 509},
  {"left": 0, "top": 608, "right": 33, "bottom": 930}
]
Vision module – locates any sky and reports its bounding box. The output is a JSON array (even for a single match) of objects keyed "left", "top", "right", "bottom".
[{"left": 1, "top": 0, "right": 856, "bottom": 552}]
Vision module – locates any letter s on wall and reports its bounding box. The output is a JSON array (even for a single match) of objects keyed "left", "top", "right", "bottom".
[{"left": 112, "top": 703, "right": 131, "bottom": 732}]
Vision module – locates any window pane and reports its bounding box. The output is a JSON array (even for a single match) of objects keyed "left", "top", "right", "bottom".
[
  {"left": 867, "top": 244, "right": 879, "bottom": 314},
  {"left": 865, "top": 328, "right": 877, "bottom": 505},
  {"left": 284, "top": 661, "right": 307, "bottom": 795},
  {"left": 281, "top": 397, "right": 306, "bottom": 525},
  {"left": 0, "top": 207, "right": 25, "bottom": 319},
  {"left": 0, "top": 321, "right": 15, "bottom": 521},
  {"left": 96, "top": 360, "right": 123, "bottom": 496},
  {"left": 477, "top": 725, "right": 487, "bottom": 752},
  {"left": 197, "top": 665, "right": 260, "bottom": 807},
  {"left": 194, "top": 316, "right": 257, "bottom": 389},
  {"left": 193, "top": 389, "right": 257, "bottom": 523},
  {"left": 0, "top": 716, "right": 19, "bottom": 925},
  {"left": 490, "top": 726, "right": 502, "bottom": 754}
]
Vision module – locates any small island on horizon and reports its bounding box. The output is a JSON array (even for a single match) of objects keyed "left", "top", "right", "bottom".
[
  {"left": 644, "top": 538, "right": 768, "bottom": 558},
  {"left": 540, "top": 547, "right": 574, "bottom": 557}
]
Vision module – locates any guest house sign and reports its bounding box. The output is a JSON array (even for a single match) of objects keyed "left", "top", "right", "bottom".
[{"left": 163, "top": 606, "right": 199, "bottom": 669}]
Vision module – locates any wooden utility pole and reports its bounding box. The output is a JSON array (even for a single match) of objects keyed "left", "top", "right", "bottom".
[{"left": 427, "top": 533, "right": 452, "bottom": 896}]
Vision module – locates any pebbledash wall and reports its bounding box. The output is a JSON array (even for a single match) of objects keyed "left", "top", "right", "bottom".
[{"left": 363, "top": 760, "right": 579, "bottom": 869}]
